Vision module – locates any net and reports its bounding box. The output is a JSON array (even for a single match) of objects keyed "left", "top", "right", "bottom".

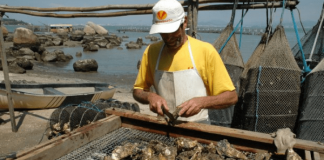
[
  {"left": 48, "top": 100, "right": 141, "bottom": 139},
  {"left": 232, "top": 31, "right": 271, "bottom": 129},
  {"left": 239, "top": 25, "right": 301, "bottom": 133},
  {"left": 293, "top": 7, "right": 324, "bottom": 69},
  {"left": 296, "top": 59, "right": 324, "bottom": 143},
  {"left": 210, "top": 24, "right": 244, "bottom": 127}
]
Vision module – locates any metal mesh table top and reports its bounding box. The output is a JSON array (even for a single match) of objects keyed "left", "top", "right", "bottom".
[{"left": 57, "top": 127, "right": 175, "bottom": 160}]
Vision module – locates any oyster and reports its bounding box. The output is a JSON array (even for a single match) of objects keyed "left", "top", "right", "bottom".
[
  {"left": 215, "top": 139, "right": 247, "bottom": 160},
  {"left": 111, "top": 142, "right": 139, "bottom": 160},
  {"left": 175, "top": 137, "right": 199, "bottom": 152}
]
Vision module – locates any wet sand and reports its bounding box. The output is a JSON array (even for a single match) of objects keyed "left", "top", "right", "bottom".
[{"left": 0, "top": 41, "right": 154, "bottom": 158}]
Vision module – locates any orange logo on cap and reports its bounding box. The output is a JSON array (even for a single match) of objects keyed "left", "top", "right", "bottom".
[{"left": 157, "top": 10, "right": 167, "bottom": 20}]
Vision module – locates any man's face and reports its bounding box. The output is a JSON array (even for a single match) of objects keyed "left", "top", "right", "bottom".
[{"left": 160, "top": 23, "right": 186, "bottom": 50}]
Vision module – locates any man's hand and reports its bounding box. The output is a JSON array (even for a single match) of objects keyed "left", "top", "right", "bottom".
[
  {"left": 148, "top": 93, "right": 169, "bottom": 116},
  {"left": 133, "top": 89, "right": 169, "bottom": 116},
  {"left": 178, "top": 97, "right": 205, "bottom": 117}
]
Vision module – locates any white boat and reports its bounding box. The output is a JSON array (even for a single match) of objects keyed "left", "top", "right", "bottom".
[{"left": 0, "top": 83, "right": 115, "bottom": 109}]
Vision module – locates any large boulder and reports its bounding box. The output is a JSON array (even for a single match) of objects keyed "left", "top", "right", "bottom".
[
  {"left": 94, "top": 39, "right": 108, "bottom": 48},
  {"left": 73, "top": 59, "right": 98, "bottom": 72},
  {"left": 136, "top": 37, "right": 143, "bottom": 45},
  {"left": 52, "top": 38, "right": 63, "bottom": 46},
  {"left": 83, "top": 25, "right": 96, "bottom": 35},
  {"left": 105, "top": 34, "right": 122, "bottom": 46},
  {"left": 13, "top": 27, "right": 40, "bottom": 48},
  {"left": 70, "top": 30, "right": 85, "bottom": 41},
  {"left": 2, "top": 26, "right": 8, "bottom": 38},
  {"left": 87, "top": 22, "right": 108, "bottom": 35},
  {"left": 8, "top": 62, "right": 26, "bottom": 74}
]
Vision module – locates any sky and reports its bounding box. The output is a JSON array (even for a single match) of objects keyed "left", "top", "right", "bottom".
[{"left": 1, "top": 0, "right": 323, "bottom": 28}]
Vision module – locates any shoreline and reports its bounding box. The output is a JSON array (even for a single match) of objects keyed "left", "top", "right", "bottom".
[{"left": 0, "top": 42, "right": 154, "bottom": 157}]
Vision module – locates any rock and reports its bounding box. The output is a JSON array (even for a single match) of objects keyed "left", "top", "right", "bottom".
[
  {"left": 145, "top": 35, "right": 160, "bottom": 41},
  {"left": 95, "top": 39, "right": 108, "bottom": 48},
  {"left": 70, "top": 30, "right": 85, "bottom": 41},
  {"left": 37, "top": 36, "right": 48, "bottom": 44},
  {"left": 53, "top": 49, "right": 64, "bottom": 55},
  {"left": 83, "top": 42, "right": 99, "bottom": 52},
  {"left": 106, "top": 43, "right": 114, "bottom": 49},
  {"left": 73, "top": 59, "right": 98, "bottom": 72},
  {"left": 22, "top": 55, "right": 36, "bottom": 60},
  {"left": 8, "top": 62, "right": 26, "bottom": 74},
  {"left": 136, "top": 37, "right": 143, "bottom": 45},
  {"left": 13, "top": 27, "right": 40, "bottom": 48},
  {"left": 126, "top": 41, "right": 141, "bottom": 49},
  {"left": 35, "top": 52, "right": 42, "bottom": 61},
  {"left": 76, "top": 52, "right": 82, "bottom": 57},
  {"left": 5, "top": 33, "right": 13, "bottom": 42},
  {"left": 82, "top": 35, "right": 95, "bottom": 44},
  {"left": 87, "top": 21, "right": 108, "bottom": 35},
  {"left": 2, "top": 26, "right": 9, "bottom": 38},
  {"left": 106, "top": 36, "right": 122, "bottom": 46},
  {"left": 122, "top": 35, "right": 129, "bottom": 38},
  {"left": 65, "top": 54, "right": 73, "bottom": 60},
  {"left": 18, "top": 48, "right": 35, "bottom": 56},
  {"left": 41, "top": 51, "right": 57, "bottom": 62},
  {"left": 15, "top": 57, "right": 33, "bottom": 70},
  {"left": 83, "top": 25, "right": 96, "bottom": 35},
  {"left": 117, "top": 47, "right": 123, "bottom": 50},
  {"left": 44, "top": 40, "right": 54, "bottom": 47},
  {"left": 52, "top": 38, "right": 63, "bottom": 46}
]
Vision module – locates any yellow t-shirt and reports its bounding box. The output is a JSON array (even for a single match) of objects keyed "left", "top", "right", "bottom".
[{"left": 134, "top": 36, "right": 235, "bottom": 96}]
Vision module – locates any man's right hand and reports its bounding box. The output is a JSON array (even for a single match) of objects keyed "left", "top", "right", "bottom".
[
  {"left": 147, "top": 93, "right": 169, "bottom": 116},
  {"left": 133, "top": 89, "right": 169, "bottom": 116}
]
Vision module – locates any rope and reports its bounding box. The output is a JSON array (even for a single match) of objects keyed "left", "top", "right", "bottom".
[
  {"left": 266, "top": 2, "right": 274, "bottom": 45},
  {"left": 279, "top": 0, "right": 286, "bottom": 25},
  {"left": 239, "top": 2, "right": 245, "bottom": 49},
  {"left": 296, "top": 7, "right": 306, "bottom": 35},
  {"left": 255, "top": 66, "right": 262, "bottom": 131},
  {"left": 219, "top": 9, "right": 249, "bottom": 53},
  {"left": 290, "top": 9, "right": 311, "bottom": 74},
  {"left": 308, "top": 7, "right": 324, "bottom": 62},
  {"left": 229, "top": 0, "right": 239, "bottom": 25}
]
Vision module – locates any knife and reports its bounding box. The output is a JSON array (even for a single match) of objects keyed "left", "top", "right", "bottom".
[{"left": 161, "top": 105, "right": 181, "bottom": 125}]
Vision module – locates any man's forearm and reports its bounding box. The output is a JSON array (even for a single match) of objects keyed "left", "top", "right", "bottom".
[
  {"left": 133, "top": 89, "right": 151, "bottom": 104},
  {"left": 202, "top": 90, "right": 238, "bottom": 109}
]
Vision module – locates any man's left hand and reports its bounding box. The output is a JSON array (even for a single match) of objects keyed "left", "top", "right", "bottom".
[{"left": 178, "top": 97, "right": 205, "bottom": 117}]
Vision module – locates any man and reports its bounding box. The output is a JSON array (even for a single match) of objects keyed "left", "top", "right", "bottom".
[{"left": 133, "top": 0, "right": 237, "bottom": 124}]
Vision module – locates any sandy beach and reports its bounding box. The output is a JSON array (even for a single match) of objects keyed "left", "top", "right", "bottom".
[{"left": 0, "top": 41, "right": 154, "bottom": 158}]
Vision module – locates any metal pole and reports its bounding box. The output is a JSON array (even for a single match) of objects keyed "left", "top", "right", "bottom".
[{"left": 0, "top": 13, "right": 17, "bottom": 132}]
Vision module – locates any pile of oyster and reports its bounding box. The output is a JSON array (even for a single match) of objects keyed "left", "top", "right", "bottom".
[{"left": 105, "top": 137, "right": 272, "bottom": 160}]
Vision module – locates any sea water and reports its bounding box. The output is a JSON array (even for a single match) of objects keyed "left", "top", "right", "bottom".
[{"left": 5, "top": 25, "right": 307, "bottom": 76}]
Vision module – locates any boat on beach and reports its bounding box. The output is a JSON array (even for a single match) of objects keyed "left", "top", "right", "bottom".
[{"left": 0, "top": 83, "right": 116, "bottom": 110}]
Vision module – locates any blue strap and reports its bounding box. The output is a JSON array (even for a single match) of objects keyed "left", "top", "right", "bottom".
[
  {"left": 239, "top": 6, "right": 244, "bottom": 49},
  {"left": 255, "top": 66, "right": 262, "bottom": 131},
  {"left": 219, "top": 10, "right": 248, "bottom": 53},
  {"left": 290, "top": 10, "right": 311, "bottom": 74}
]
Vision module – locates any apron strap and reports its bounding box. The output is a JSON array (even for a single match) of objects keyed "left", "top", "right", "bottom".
[{"left": 155, "top": 37, "right": 197, "bottom": 71}]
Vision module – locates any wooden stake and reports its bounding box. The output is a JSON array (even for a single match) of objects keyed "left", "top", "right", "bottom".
[{"left": 0, "top": 13, "right": 17, "bottom": 132}]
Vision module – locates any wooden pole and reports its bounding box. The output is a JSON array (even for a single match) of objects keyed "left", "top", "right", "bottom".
[
  {"left": 187, "top": 0, "right": 193, "bottom": 37},
  {"left": 0, "top": 13, "right": 17, "bottom": 132},
  {"left": 193, "top": 0, "right": 199, "bottom": 38},
  {"left": 0, "top": 2, "right": 296, "bottom": 18},
  {"left": 0, "top": 0, "right": 287, "bottom": 12}
]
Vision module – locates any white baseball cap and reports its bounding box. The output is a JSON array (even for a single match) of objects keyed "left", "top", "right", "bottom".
[{"left": 149, "top": 0, "right": 185, "bottom": 34}]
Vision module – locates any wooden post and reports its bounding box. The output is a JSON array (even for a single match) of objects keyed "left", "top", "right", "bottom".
[
  {"left": 0, "top": 13, "right": 17, "bottom": 132},
  {"left": 187, "top": 0, "right": 199, "bottom": 38},
  {"left": 187, "top": 0, "right": 193, "bottom": 36}
]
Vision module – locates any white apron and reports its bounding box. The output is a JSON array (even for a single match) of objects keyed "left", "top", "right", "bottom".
[{"left": 153, "top": 40, "right": 209, "bottom": 123}]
